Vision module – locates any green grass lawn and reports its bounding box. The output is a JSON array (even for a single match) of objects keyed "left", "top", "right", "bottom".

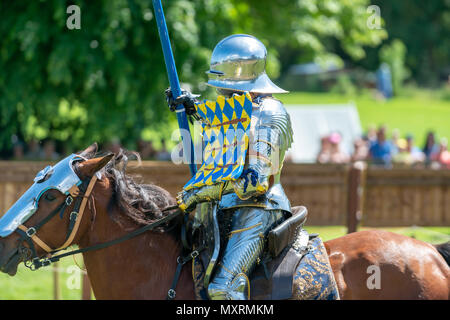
[
  {"left": 0, "top": 226, "right": 447, "bottom": 300},
  {"left": 0, "top": 253, "right": 86, "bottom": 300},
  {"left": 277, "top": 89, "right": 450, "bottom": 146}
]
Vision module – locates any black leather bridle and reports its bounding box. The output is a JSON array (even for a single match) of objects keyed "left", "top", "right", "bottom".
[
  {"left": 12, "top": 172, "right": 199, "bottom": 299},
  {"left": 16, "top": 177, "right": 94, "bottom": 270}
]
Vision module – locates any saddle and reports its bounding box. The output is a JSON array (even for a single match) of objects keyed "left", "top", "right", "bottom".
[{"left": 190, "top": 206, "right": 340, "bottom": 300}]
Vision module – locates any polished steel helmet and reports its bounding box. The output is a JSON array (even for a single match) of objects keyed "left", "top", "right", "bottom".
[{"left": 206, "top": 34, "right": 288, "bottom": 94}]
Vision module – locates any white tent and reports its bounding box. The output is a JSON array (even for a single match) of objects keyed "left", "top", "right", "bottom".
[{"left": 284, "top": 103, "right": 362, "bottom": 163}]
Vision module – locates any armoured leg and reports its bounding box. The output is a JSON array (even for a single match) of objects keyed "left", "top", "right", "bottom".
[{"left": 207, "top": 207, "right": 285, "bottom": 300}]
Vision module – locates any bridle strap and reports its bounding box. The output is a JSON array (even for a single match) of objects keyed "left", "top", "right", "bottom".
[
  {"left": 16, "top": 176, "right": 186, "bottom": 296},
  {"left": 17, "top": 197, "right": 74, "bottom": 255},
  {"left": 39, "top": 206, "right": 182, "bottom": 265},
  {"left": 16, "top": 172, "right": 188, "bottom": 298},
  {"left": 17, "top": 175, "right": 97, "bottom": 256},
  {"left": 56, "top": 175, "right": 97, "bottom": 250},
  {"left": 17, "top": 225, "right": 53, "bottom": 253}
]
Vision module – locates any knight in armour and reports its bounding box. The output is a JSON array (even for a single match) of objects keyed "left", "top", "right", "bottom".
[{"left": 166, "top": 34, "right": 294, "bottom": 300}]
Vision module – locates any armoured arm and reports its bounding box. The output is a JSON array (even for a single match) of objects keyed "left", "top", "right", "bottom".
[
  {"left": 231, "top": 98, "right": 293, "bottom": 199},
  {"left": 177, "top": 98, "right": 293, "bottom": 213},
  {"left": 177, "top": 178, "right": 257, "bottom": 213},
  {"left": 177, "top": 183, "right": 227, "bottom": 213}
]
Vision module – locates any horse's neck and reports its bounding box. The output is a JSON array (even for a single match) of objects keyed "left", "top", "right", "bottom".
[{"left": 79, "top": 204, "right": 194, "bottom": 299}]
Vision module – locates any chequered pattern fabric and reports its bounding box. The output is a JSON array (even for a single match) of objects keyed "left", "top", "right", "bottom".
[{"left": 183, "top": 92, "right": 253, "bottom": 191}]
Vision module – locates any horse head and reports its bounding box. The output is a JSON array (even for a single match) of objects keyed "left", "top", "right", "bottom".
[{"left": 0, "top": 143, "right": 113, "bottom": 275}]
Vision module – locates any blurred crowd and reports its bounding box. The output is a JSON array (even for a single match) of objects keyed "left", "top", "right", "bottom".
[
  {"left": 8, "top": 137, "right": 61, "bottom": 161},
  {"left": 316, "top": 126, "right": 450, "bottom": 169},
  {"left": 4, "top": 129, "right": 450, "bottom": 170},
  {"left": 5, "top": 136, "right": 172, "bottom": 161}
]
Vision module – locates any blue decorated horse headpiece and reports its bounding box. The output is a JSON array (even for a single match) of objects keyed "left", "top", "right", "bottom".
[{"left": 0, "top": 154, "right": 85, "bottom": 237}]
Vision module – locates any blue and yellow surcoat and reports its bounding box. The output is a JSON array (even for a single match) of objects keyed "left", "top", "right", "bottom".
[{"left": 183, "top": 93, "right": 253, "bottom": 191}]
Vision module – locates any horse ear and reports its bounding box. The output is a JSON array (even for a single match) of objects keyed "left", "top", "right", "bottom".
[
  {"left": 79, "top": 143, "right": 98, "bottom": 158},
  {"left": 76, "top": 153, "right": 114, "bottom": 179}
]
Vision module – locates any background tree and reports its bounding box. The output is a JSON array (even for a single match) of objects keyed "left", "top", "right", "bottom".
[
  {"left": 379, "top": 39, "right": 410, "bottom": 95},
  {"left": 361, "top": 0, "right": 450, "bottom": 86},
  {"left": 0, "top": 0, "right": 387, "bottom": 156}
]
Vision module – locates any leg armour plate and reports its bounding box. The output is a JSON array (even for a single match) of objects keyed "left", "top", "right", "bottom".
[{"left": 208, "top": 207, "right": 285, "bottom": 299}]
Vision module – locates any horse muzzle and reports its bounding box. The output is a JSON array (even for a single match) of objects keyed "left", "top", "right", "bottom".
[{"left": 0, "top": 243, "right": 23, "bottom": 276}]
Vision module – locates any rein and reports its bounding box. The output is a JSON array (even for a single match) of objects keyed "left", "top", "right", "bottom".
[
  {"left": 15, "top": 173, "right": 197, "bottom": 299},
  {"left": 16, "top": 175, "right": 182, "bottom": 270},
  {"left": 16, "top": 175, "right": 98, "bottom": 270},
  {"left": 29, "top": 204, "right": 182, "bottom": 270}
]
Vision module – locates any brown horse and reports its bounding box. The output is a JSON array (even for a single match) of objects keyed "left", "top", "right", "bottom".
[{"left": 0, "top": 144, "right": 448, "bottom": 300}]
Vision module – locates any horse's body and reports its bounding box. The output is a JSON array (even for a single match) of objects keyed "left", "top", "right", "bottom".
[
  {"left": 81, "top": 219, "right": 450, "bottom": 300},
  {"left": 0, "top": 146, "right": 448, "bottom": 299},
  {"left": 326, "top": 230, "right": 449, "bottom": 299}
]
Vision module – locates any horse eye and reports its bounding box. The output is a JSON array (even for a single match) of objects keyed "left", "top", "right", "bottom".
[{"left": 45, "top": 193, "right": 56, "bottom": 202}]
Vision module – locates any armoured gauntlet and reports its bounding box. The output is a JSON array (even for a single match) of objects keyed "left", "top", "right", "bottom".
[
  {"left": 177, "top": 183, "right": 225, "bottom": 213},
  {"left": 177, "top": 167, "right": 270, "bottom": 213},
  {"left": 165, "top": 87, "right": 200, "bottom": 118}
]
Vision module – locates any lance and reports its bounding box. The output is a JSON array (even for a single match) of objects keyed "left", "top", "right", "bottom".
[
  {"left": 153, "top": 2, "right": 220, "bottom": 289},
  {"left": 152, "top": 0, "right": 197, "bottom": 176}
]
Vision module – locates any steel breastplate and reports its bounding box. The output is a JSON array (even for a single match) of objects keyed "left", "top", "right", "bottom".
[{"left": 218, "top": 96, "right": 293, "bottom": 213}]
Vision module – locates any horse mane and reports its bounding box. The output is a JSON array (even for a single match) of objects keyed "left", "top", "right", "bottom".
[{"left": 79, "top": 147, "right": 181, "bottom": 235}]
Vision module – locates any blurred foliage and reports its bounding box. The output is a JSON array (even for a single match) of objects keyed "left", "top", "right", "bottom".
[
  {"left": 330, "top": 73, "right": 358, "bottom": 96},
  {"left": 440, "top": 86, "right": 450, "bottom": 101},
  {"left": 0, "top": 0, "right": 386, "bottom": 154},
  {"left": 362, "top": 0, "right": 450, "bottom": 86},
  {"left": 379, "top": 39, "right": 410, "bottom": 95}
]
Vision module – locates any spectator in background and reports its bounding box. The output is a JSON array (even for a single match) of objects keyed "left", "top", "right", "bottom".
[
  {"left": 12, "top": 141, "right": 25, "bottom": 160},
  {"left": 406, "top": 135, "right": 425, "bottom": 164},
  {"left": 431, "top": 138, "right": 450, "bottom": 169},
  {"left": 39, "top": 139, "right": 60, "bottom": 160},
  {"left": 393, "top": 134, "right": 425, "bottom": 165},
  {"left": 396, "top": 136, "right": 408, "bottom": 153},
  {"left": 376, "top": 63, "right": 393, "bottom": 99},
  {"left": 137, "top": 139, "right": 157, "bottom": 160},
  {"left": 422, "top": 131, "right": 439, "bottom": 165},
  {"left": 25, "top": 139, "right": 41, "bottom": 160},
  {"left": 316, "top": 133, "right": 349, "bottom": 164},
  {"left": 316, "top": 135, "right": 332, "bottom": 163},
  {"left": 328, "top": 132, "right": 349, "bottom": 163},
  {"left": 368, "top": 126, "right": 394, "bottom": 166},
  {"left": 390, "top": 128, "right": 401, "bottom": 154},
  {"left": 105, "top": 138, "right": 122, "bottom": 155},
  {"left": 351, "top": 137, "right": 369, "bottom": 162},
  {"left": 366, "top": 125, "right": 377, "bottom": 146},
  {"left": 11, "top": 135, "right": 24, "bottom": 160},
  {"left": 155, "top": 138, "right": 171, "bottom": 161}
]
